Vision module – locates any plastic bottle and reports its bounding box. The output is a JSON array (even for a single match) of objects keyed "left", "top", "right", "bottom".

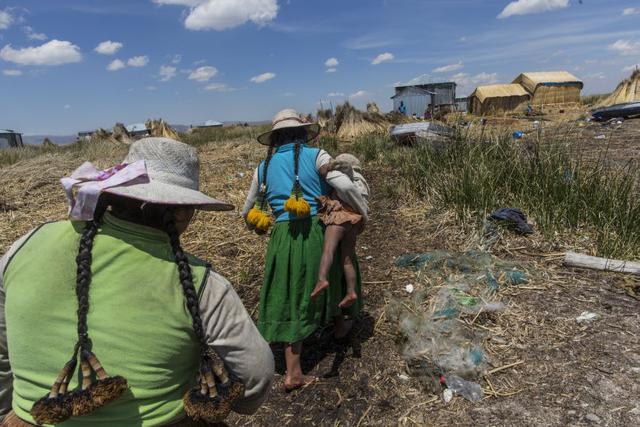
[{"left": 445, "top": 375, "right": 484, "bottom": 402}]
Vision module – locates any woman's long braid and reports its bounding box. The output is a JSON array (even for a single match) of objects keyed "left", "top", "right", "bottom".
[
  {"left": 260, "top": 144, "right": 275, "bottom": 210},
  {"left": 163, "top": 210, "right": 208, "bottom": 360},
  {"left": 75, "top": 201, "right": 108, "bottom": 353},
  {"left": 293, "top": 142, "right": 301, "bottom": 180}
]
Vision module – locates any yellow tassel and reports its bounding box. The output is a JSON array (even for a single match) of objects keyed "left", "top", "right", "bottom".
[
  {"left": 255, "top": 214, "right": 273, "bottom": 231},
  {"left": 294, "top": 198, "right": 311, "bottom": 217},
  {"left": 284, "top": 195, "right": 297, "bottom": 215},
  {"left": 285, "top": 195, "right": 311, "bottom": 217},
  {"left": 246, "top": 207, "right": 262, "bottom": 226}
]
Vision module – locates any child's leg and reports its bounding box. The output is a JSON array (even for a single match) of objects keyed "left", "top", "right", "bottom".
[
  {"left": 311, "top": 224, "right": 348, "bottom": 300},
  {"left": 338, "top": 225, "right": 359, "bottom": 309}
]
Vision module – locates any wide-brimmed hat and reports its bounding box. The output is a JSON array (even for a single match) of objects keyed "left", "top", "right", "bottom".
[
  {"left": 105, "top": 137, "right": 233, "bottom": 211},
  {"left": 257, "top": 108, "right": 320, "bottom": 146}
]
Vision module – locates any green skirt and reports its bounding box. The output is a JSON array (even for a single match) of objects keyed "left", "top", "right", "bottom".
[{"left": 257, "top": 216, "right": 362, "bottom": 343}]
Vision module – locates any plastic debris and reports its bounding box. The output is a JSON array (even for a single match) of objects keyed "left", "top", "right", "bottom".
[
  {"left": 595, "top": 134, "right": 606, "bottom": 140},
  {"left": 512, "top": 131, "right": 524, "bottom": 139},
  {"left": 445, "top": 375, "right": 484, "bottom": 402},
  {"left": 576, "top": 311, "right": 599, "bottom": 323},
  {"left": 405, "top": 284, "right": 414, "bottom": 294},
  {"left": 365, "top": 255, "right": 374, "bottom": 261},
  {"left": 390, "top": 250, "right": 530, "bottom": 391},
  {"left": 442, "top": 388, "right": 453, "bottom": 403}
]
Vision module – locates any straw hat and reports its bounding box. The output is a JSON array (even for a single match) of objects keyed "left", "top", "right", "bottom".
[
  {"left": 104, "top": 137, "right": 234, "bottom": 211},
  {"left": 257, "top": 108, "right": 320, "bottom": 145}
]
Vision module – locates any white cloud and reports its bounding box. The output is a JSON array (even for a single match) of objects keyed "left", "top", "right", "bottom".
[
  {"left": 107, "top": 59, "right": 126, "bottom": 71},
  {"left": 159, "top": 65, "right": 177, "bottom": 81},
  {"left": 433, "top": 61, "right": 463, "bottom": 73},
  {"left": 171, "top": 54, "right": 182, "bottom": 64},
  {"left": 250, "top": 72, "right": 276, "bottom": 83},
  {"left": 451, "top": 72, "right": 498, "bottom": 95},
  {"left": 328, "top": 92, "right": 345, "bottom": 97},
  {"left": 623, "top": 8, "right": 640, "bottom": 16},
  {"left": 95, "top": 40, "right": 123, "bottom": 55},
  {"left": 204, "top": 82, "right": 236, "bottom": 92},
  {"left": 0, "top": 10, "right": 12, "bottom": 30},
  {"left": 23, "top": 26, "right": 47, "bottom": 41},
  {"left": 3, "top": 69, "right": 22, "bottom": 76},
  {"left": 128, "top": 55, "right": 149, "bottom": 67},
  {"left": 172, "top": 0, "right": 279, "bottom": 31},
  {"left": 349, "top": 90, "right": 369, "bottom": 99},
  {"left": 326, "top": 68, "right": 337, "bottom": 73},
  {"left": 64, "top": 104, "right": 71, "bottom": 110},
  {"left": 189, "top": 65, "right": 218, "bottom": 81},
  {"left": 0, "top": 40, "right": 82, "bottom": 66},
  {"left": 498, "top": 0, "right": 569, "bottom": 19},
  {"left": 623, "top": 64, "right": 640, "bottom": 72},
  {"left": 372, "top": 52, "right": 394, "bottom": 65},
  {"left": 609, "top": 39, "right": 640, "bottom": 56},
  {"left": 325, "top": 57, "right": 339, "bottom": 68}
]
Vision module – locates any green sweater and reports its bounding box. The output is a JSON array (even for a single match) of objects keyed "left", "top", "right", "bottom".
[{"left": 3, "top": 214, "right": 210, "bottom": 426}]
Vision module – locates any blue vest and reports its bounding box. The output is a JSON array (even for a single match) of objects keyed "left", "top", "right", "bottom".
[{"left": 258, "top": 143, "right": 330, "bottom": 222}]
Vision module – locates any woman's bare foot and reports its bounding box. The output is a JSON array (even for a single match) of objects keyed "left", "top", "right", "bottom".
[
  {"left": 338, "top": 291, "right": 357, "bottom": 309},
  {"left": 284, "top": 374, "right": 319, "bottom": 392},
  {"left": 310, "top": 279, "right": 329, "bottom": 300}
]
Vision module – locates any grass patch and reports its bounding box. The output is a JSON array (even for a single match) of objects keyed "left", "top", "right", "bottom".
[
  {"left": 0, "top": 140, "right": 126, "bottom": 167},
  {"left": 353, "top": 131, "right": 640, "bottom": 259},
  {"left": 581, "top": 93, "right": 609, "bottom": 106}
]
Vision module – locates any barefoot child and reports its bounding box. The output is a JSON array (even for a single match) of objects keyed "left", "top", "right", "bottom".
[{"left": 311, "top": 153, "right": 370, "bottom": 308}]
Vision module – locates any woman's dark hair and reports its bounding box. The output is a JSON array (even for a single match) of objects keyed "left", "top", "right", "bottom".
[
  {"left": 260, "top": 127, "right": 308, "bottom": 194},
  {"left": 75, "top": 195, "right": 207, "bottom": 358}
]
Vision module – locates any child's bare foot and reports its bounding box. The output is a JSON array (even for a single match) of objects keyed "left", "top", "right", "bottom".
[
  {"left": 284, "top": 374, "right": 319, "bottom": 392},
  {"left": 338, "top": 292, "right": 358, "bottom": 309},
  {"left": 310, "top": 279, "right": 329, "bottom": 300}
]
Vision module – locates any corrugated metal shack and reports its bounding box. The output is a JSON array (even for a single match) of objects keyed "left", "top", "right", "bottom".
[
  {"left": 0, "top": 129, "right": 24, "bottom": 148},
  {"left": 392, "top": 76, "right": 457, "bottom": 117}
]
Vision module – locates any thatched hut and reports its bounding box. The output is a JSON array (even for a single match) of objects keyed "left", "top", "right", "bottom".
[
  {"left": 512, "top": 71, "right": 583, "bottom": 105},
  {"left": 595, "top": 69, "right": 640, "bottom": 107},
  {"left": 469, "top": 84, "right": 530, "bottom": 115}
]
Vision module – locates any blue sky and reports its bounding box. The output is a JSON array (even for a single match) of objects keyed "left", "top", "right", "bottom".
[{"left": 0, "top": 0, "right": 639, "bottom": 134}]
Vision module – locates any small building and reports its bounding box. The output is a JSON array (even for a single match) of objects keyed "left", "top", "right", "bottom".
[
  {"left": 126, "top": 123, "right": 150, "bottom": 138},
  {"left": 469, "top": 84, "right": 531, "bottom": 115},
  {"left": 392, "top": 76, "right": 457, "bottom": 117},
  {"left": 0, "top": 129, "right": 24, "bottom": 148},
  {"left": 455, "top": 97, "right": 469, "bottom": 113},
  {"left": 196, "top": 120, "right": 224, "bottom": 129},
  {"left": 512, "top": 71, "right": 583, "bottom": 106}
]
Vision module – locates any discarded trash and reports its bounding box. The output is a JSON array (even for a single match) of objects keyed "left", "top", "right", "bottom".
[
  {"left": 237, "top": 172, "right": 246, "bottom": 178},
  {"left": 365, "top": 255, "right": 374, "bottom": 261},
  {"left": 445, "top": 375, "right": 484, "bottom": 402},
  {"left": 594, "top": 134, "right": 606, "bottom": 140},
  {"left": 390, "top": 250, "right": 529, "bottom": 388},
  {"left": 397, "top": 374, "right": 410, "bottom": 382},
  {"left": 488, "top": 208, "right": 534, "bottom": 235},
  {"left": 442, "top": 388, "right": 453, "bottom": 403},
  {"left": 512, "top": 131, "right": 524, "bottom": 139},
  {"left": 405, "top": 284, "right": 414, "bottom": 294},
  {"left": 576, "top": 311, "right": 599, "bottom": 324}
]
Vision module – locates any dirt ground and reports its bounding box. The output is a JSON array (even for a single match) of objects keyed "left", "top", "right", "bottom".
[{"left": 0, "top": 121, "right": 639, "bottom": 426}]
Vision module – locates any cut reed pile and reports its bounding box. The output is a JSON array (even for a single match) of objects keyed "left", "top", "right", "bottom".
[{"left": 596, "top": 69, "right": 640, "bottom": 107}]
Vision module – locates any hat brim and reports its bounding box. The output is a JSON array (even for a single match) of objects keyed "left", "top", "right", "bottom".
[
  {"left": 257, "top": 122, "right": 320, "bottom": 146},
  {"left": 104, "top": 181, "right": 234, "bottom": 211}
]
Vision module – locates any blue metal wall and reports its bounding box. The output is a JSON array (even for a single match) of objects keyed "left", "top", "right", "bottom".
[{"left": 392, "top": 85, "right": 456, "bottom": 116}]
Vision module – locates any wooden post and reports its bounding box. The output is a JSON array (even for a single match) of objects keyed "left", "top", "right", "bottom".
[{"left": 564, "top": 252, "right": 640, "bottom": 275}]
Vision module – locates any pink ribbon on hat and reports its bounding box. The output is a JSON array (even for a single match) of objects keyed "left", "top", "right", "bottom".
[{"left": 60, "top": 160, "right": 148, "bottom": 221}]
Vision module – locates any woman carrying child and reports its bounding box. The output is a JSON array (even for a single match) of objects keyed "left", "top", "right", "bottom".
[{"left": 242, "top": 109, "right": 368, "bottom": 392}]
